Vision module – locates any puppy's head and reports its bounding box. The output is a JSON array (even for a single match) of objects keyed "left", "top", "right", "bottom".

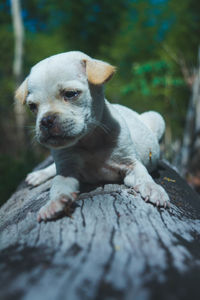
[{"left": 15, "top": 51, "right": 115, "bottom": 149}]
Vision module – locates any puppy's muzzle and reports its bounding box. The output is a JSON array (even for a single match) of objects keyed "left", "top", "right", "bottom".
[
  {"left": 41, "top": 115, "right": 56, "bottom": 130},
  {"left": 40, "top": 114, "right": 61, "bottom": 136},
  {"left": 41, "top": 115, "right": 55, "bottom": 128}
]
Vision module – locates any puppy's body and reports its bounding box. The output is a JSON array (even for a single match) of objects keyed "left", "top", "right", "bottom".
[
  {"left": 16, "top": 51, "right": 169, "bottom": 221},
  {"left": 53, "top": 102, "right": 160, "bottom": 182}
]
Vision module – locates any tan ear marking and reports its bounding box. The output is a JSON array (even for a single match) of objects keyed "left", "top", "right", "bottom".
[
  {"left": 83, "top": 59, "right": 116, "bottom": 85},
  {"left": 15, "top": 77, "right": 29, "bottom": 105}
]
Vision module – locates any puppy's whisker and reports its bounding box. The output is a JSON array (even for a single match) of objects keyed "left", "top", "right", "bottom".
[
  {"left": 24, "top": 125, "right": 36, "bottom": 135},
  {"left": 98, "top": 121, "right": 110, "bottom": 133},
  {"left": 92, "top": 120, "right": 110, "bottom": 135},
  {"left": 91, "top": 120, "right": 106, "bottom": 132}
]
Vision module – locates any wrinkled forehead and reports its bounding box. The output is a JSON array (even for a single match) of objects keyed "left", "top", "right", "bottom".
[{"left": 28, "top": 56, "right": 87, "bottom": 91}]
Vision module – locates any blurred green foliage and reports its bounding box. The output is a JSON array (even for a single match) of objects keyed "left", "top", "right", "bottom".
[
  {"left": 120, "top": 59, "right": 188, "bottom": 138},
  {"left": 0, "top": 0, "right": 199, "bottom": 205}
]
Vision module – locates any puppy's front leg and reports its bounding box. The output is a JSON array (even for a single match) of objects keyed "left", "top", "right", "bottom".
[
  {"left": 37, "top": 175, "right": 79, "bottom": 222},
  {"left": 26, "top": 163, "right": 56, "bottom": 186},
  {"left": 124, "top": 160, "right": 170, "bottom": 208}
]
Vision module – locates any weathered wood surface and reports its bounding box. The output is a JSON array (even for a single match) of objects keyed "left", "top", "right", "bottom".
[{"left": 0, "top": 160, "right": 200, "bottom": 300}]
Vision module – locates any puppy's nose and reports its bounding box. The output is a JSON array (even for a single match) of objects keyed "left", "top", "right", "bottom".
[{"left": 41, "top": 115, "right": 56, "bottom": 129}]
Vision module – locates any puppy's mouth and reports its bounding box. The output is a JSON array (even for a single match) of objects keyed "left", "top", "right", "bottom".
[
  {"left": 39, "top": 134, "right": 80, "bottom": 148},
  {"left": 38, "top": 126, "right": 84, "bottom": 148},
  {"left": 37, "top": 114, "right": 87, "bottom": 148}
]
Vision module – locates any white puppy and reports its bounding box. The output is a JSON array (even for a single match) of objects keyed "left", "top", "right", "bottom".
[{"left": 15, "top": 51, "right": 169, "bottom": 222}]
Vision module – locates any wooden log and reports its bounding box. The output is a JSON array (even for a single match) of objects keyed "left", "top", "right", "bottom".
[{"left": 0, "top": 160, "right": 200, "bottom": 300}]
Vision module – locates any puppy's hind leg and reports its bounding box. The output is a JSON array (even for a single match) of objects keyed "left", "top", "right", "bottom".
[
  {"left": 139, "top": 111, "right": 165, "bottom": 141},
  {"left": 26, "top": 163, "right": 56, "bottom": 186}
]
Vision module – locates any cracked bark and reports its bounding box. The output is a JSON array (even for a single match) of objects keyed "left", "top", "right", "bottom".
[{"left": 0, "top": 160, "right": 200, "bottom": 300}]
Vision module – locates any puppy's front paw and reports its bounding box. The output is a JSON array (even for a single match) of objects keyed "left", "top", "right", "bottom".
[
  {"left": 37, "top": 192, "right": 78, "bottom": 222},
  {"left": 134, "top": 182, "right": 170, "bottom": 208},
  {"left": 26, "top": 169, "right": 50, "bottom": 186}
]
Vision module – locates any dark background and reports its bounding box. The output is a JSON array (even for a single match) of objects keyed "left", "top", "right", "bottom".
[{"left": 0, "top": 0, "right": 199, "bottom": 205}]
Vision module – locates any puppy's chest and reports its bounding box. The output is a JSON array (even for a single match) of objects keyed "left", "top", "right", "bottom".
[{"left": 78, "top": 151, "right": 131, "bottom": 183}]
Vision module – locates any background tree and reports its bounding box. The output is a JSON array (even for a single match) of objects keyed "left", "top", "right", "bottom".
[{"left": 11, "top": 0, "right": 26, "bottom": 147}]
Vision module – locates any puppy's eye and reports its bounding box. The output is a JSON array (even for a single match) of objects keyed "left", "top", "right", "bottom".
[
  {"left": 28, "top": 103, "right": 37, "bottom": 113},
  {"left": 63, "top": 90, "right": 80, "bottom": 101}
]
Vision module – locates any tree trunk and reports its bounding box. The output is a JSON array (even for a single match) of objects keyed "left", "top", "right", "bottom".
[
  {"left": 11, "top": 0, "right": 26, "bottom": 146},
  {"left": 179, "top": 48, "right": 200, "bottom": 174},
  {"left": 180, "top": 48, "right": 200, "bottom": 191},
  {"left": 0, "top": 160, "right": 200, "bottom": 300}
]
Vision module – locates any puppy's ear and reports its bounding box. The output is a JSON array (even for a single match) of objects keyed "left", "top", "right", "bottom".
[
  {"left": 15, "top": 77, "right": 29, "bottom": 105},
  {"left": 83, "top": 59, "right": 116, "bottom": 85}
]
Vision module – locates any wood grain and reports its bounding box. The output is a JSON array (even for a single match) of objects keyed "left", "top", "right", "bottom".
[{"left": 0, "top": 160, "right": 200, "bottom": 300}]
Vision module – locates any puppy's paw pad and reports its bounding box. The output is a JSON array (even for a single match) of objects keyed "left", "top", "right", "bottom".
[
  {"left": 60, "top": 192, "right": 78, "bottom": 203},
  {"left": 37, "top": 200, "right": 65, "bottom": 222},
  {"left": 134, "top": 182, "right": 170, "bottom": 208},
  {"left": 37, "top": 192, "right": 78, "bottom": 222}
]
